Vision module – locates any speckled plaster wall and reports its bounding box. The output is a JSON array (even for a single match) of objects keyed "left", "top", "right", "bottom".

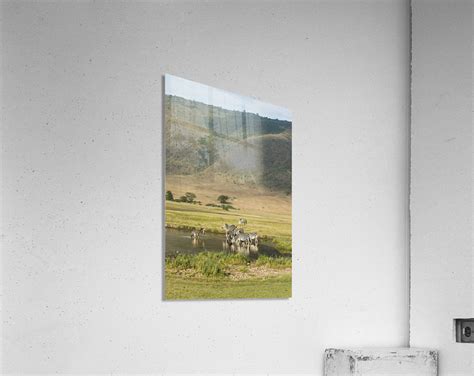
[
  {"left": 1, "top": 1, "right": 410, "bottom": 374},
  {"left": 410, "top": 1, "right": 473, "bottom": 375}
]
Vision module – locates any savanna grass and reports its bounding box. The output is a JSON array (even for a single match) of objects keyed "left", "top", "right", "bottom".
[
  {"left": 165, "top": 201, "right": 292, "bottom": 253},
  {"left": 166, "top": 251, "right": 290, "bottom": 278}
]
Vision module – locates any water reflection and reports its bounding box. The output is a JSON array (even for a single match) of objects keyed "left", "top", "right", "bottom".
[{"left": 165, "top": 228, "right": 286, "bottom": 259}]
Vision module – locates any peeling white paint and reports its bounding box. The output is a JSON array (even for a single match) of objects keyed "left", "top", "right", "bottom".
[{"left": 324, "top": 348, "right": 438, "bottom": 376}]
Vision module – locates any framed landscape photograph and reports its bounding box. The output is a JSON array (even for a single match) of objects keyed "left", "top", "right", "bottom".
[{"left": 164, "top": 74, "right": 292, "bottom": 300}]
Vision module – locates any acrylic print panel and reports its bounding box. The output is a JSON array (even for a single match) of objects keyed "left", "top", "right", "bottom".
[{"left": 164, "top": 74, "right": 292, "bottom": 300}]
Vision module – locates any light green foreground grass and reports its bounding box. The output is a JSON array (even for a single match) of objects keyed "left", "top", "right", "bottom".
[
  {"left": 166, "top": 200, "right": 292, "bottom": 253},
  {"left": 165, "top": 273, "right": 292, "bottom": 300},
  {"left": 165, "top": 252, "right": 291, "bottom": 300}
]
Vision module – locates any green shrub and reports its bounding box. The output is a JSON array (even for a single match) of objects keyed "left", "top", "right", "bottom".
[
  {"left": 167, "top": 254, "right": 194, "bottom": 269},
  {"left": 272, "top": 238, "right": 292, "bottom": 254},
  {"left": 255, "top": 255, "right": 292, "bottom": 269},
  {"left": 217, "top": 195, "right": 231, "bottom": 204},
  {"left": 184, "top": 192, "right": 196, "bottom": 203},
  {"left": 195, "top": 253, "right": 225, "bottom": 277},
  {"left": 166, "top": 252, "right": 290, "bottom": 277}
]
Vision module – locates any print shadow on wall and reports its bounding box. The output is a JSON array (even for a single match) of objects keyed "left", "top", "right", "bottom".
[{"left": 164, "top": 74, "right": 292, "bottom": 300}]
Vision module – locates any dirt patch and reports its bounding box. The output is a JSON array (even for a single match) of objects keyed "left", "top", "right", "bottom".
[
  {"left": 227, "top": 266, "right": 291, "bottom": 281},
  {"left": 166, "top": 265, "right": 291, "bottom": 281}
]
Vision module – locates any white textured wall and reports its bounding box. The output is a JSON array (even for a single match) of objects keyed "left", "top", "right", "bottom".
[
  {"left": 1, "top": 1, "right": 410, "bottom": 374},
  {"left": 410, "top": 1, "right": 473, "bottom": 375}
]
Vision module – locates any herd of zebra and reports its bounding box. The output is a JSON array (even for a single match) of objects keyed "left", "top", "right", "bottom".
[
  {"left": 223, "top": 218, "right": 259, "bottom": 250},
  {"left": 189, "top": 218, "right": 259, "bottom": 251}
]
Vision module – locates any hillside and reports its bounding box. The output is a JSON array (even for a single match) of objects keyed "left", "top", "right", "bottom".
[{"left": 165, "top": 95, "right": 292, "bottom": 193}]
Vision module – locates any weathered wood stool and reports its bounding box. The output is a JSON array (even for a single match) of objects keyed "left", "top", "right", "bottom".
[{"left": 324, "top": 348, "right": 438, "bottom": 375}]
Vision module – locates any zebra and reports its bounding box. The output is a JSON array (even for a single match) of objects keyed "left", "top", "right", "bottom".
[
  {"left": 190, "top": 227, "right": 205, "bottom": 239},
  {"left": 223, "top": 224, "right": 237, "bottom": 244},
  {"left": 235, "top": 233, "right": 251, "bottom": 248},
  {"left": 239, "top": 218, "right": 247, "bottom": 226},
  {"left": 224, "top": 227, "right": 241, "bottom": 245},
  {"left": 223, "top": 223, "right": 236, "bottom": 235},
  {"left": 248, "top": 232, "right": 259, "bottom": 247},
  {"left": 228, "top": 227, "right": 244, "bottom": 245}
]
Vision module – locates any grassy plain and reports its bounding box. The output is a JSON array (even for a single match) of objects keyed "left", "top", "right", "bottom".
[
  {"left": 165, "top": 175, "right": 292, "bottom": 250},
  {"left": 164, "top": 175, "right": 292, "bottom": 299},
  {"left": 165, "top": 274, "right": 292, "bottom": 300}
]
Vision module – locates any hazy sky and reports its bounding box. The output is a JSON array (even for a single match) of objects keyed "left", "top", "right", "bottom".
[{"left": 165, "top": 74, "right": 292, "bottom": 122}]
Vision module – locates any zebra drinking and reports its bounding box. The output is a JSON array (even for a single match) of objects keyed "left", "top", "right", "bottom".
[
  {"left": 227, "top": 227, "right": 243, "bottom": 245},
  {"left": 190, "top": 227, "right": 205, "bottom": 240},
  {"left": 235, "top": 232, "right": 251, "bottom": 249},
  {"left": 222, "top": 221, "right": 258, "bottom": 252}
]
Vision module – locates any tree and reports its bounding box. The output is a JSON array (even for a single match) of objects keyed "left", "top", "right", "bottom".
[
  {"left": 165, "top": 190, "right": 174, "bottom": 201},
  {"left": 185, "top": 192, "right": 197, "bottom": 203},
  {"left": 217, "top": 195, "right": 230, "bottom": 204}
]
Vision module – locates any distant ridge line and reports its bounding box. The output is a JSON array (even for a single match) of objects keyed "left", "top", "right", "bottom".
[{"left": 166, "top": 94, "right": 292, "bottom": 124}]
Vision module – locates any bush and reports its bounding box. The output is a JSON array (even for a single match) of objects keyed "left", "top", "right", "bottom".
[
  {"left": 205, "top": 203, "right": 237, "bottom": 210},
  {"left": 165, "top": 190, "right": 174, "bottom": 201},
  {"left": 195, "top": 253, "right": 225, "bottom": 277},
  {"left": 166, "top": 252, "right": 227, "bottom": 277},
  {"left": 226, "top": 253, "right": 249, "bottom": 265},
  {"left": 272, "top": 238, "right": 292, "bottom": 254},
  {"left": 174, "top": 192, "right": 198, "bottom": 203},
  {"left": 167, "top": 254, "right": 194, "bottom": 269},
  {"left": 184, "top": 192, "right": 196, "bottom": 203},
  {"left": 217, "top": 195, "right": 231, "bottom": 204},
  {"left": 255, "top": 255, "right": 292, "bottom": 269}
]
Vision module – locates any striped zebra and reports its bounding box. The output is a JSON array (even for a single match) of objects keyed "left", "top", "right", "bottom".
[
  {"left": 190, "top": 228, "right": 205, "bottom": 239},
  {"left": 248, "top": 232, "right": 259, "bottom": 247},
  {"left": 235, "top": 233, "right": 250, "bottom": 248},
  {"left": 239, "top": 218, "right": 247, "bottom": 226}
]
